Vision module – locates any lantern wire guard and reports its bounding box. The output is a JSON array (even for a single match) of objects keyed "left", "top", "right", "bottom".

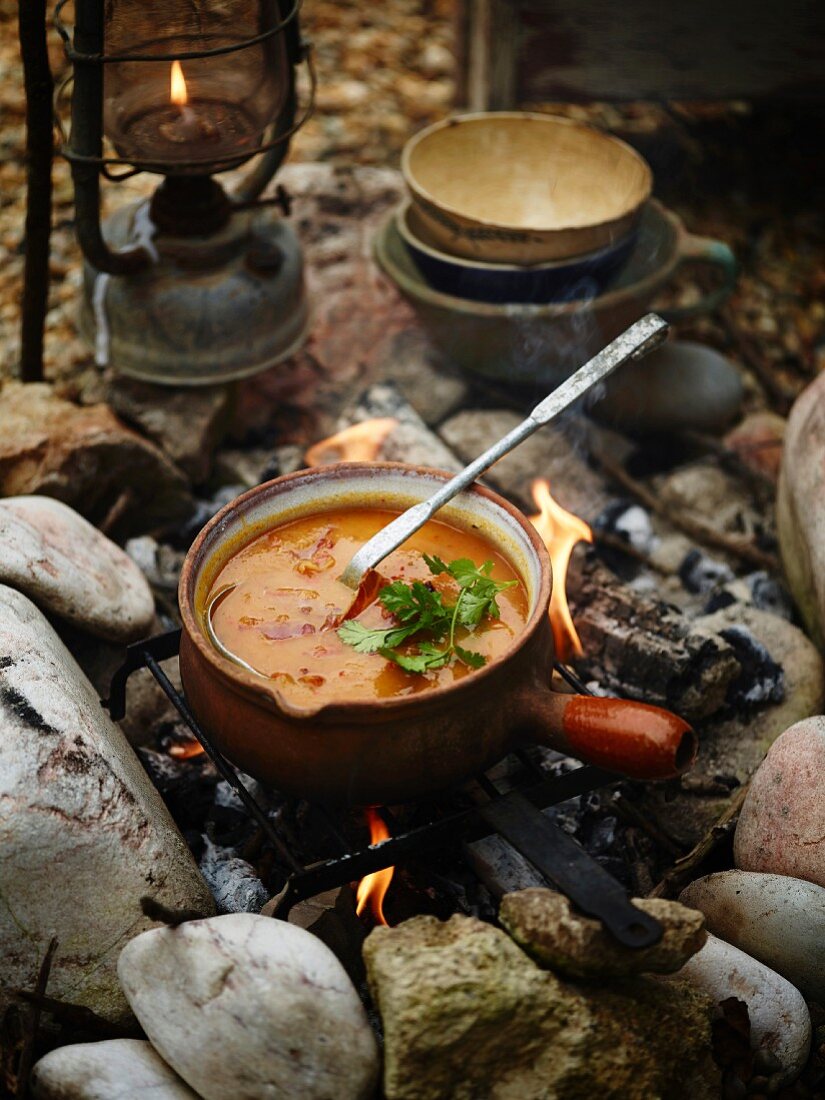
[{"left": 53, "top": 0, "right": 316, "bottom": 385}]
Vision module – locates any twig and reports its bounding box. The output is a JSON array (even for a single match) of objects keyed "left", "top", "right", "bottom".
[
  {"left": 140, "top": 895, "right": 207, "bottom": 927},
  {"left": 648, "top": 784, "right": 749, "bottom": 898},
  {"left": 677, "top": 430, "right": 776, "bottom": 496},
  {"left": 18, "top": 0, "right": 53, "bottom": 384},
  {"left": 15, "top": 993, "right": 141, "bottom": 1040},
  {"left": 720, "top": 308, "right": 796, "bottom": 415},
  {"left": 15, "top": 936, "right": 57, "bottom": 1094},
  {"left": 613, "top": 794, "right": 683, "bottom": 857},
  {"left": 592, "top": 447, "right": 780, "bottom": 573}
]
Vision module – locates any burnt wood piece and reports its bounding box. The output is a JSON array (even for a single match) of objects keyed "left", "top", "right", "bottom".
[{"left": 568, "top": 553, "right": 740, "bottom": 722}]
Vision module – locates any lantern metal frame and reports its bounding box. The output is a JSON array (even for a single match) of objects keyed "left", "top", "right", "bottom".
[{"left": 54, "top": 0, "right": 315, "bottom": 275}]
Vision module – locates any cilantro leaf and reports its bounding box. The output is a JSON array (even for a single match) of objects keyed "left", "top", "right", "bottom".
[
  {"left": 381, "top": 641, "right": 452, "bottom": 673},
  {"left": 423, "top": 553, "right": 450, "bottom": 576},
  {"left": 337, "top": 620, "right": 420, "bottom": 653},
  {"left": 338, "top": 553, "right": 520, "bottom": 675},
  {"left": 454, "top": 644, "right": 486, "bottom": 669}
]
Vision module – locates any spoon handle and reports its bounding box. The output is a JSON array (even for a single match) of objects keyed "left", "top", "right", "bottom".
[{"left": 339, "top": 313, "right": 669, "bottom": 589}]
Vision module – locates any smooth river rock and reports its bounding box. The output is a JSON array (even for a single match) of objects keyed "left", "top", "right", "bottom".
[
  {"left": 117, "top": 913, "right": 379, "bottom": 1100},
  {"left": 31, "top": 1040, "right": 199, "bottom": 1100},
  {"left": 680, "top": 871, "right": 825, "bottom": 1003},
  {"left": 734, "top": 716, "right": 825, "bottom": 887},
  {"left": 364, "top": 914, "right": 719, "bottom": 1100},
  {"left": 777, "top": 371, "right": 825, "bottom": 649},
  {"left": 592, "top": 340, "right": 744, "bottom": 434},
  {"left": 667, "top": 933, "right": 811, "bottom": 1084},
  {"left": 499, "top": 889, "right": 706, "bottom": 979},
  {"left": 0, "top": 586, "right": 214, "bottom": 1025},
  {"left": 0, "top": 496, "right": 155, "bottom": 642}
]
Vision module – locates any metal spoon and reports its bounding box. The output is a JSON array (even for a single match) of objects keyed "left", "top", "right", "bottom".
[{"left": 338, "top": 312, "right": 669, "bottom": 591}]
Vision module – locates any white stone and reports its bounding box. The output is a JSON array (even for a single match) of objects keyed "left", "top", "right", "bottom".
[
  {"left": 31, "top": 1040, "right": 199, "bottom": 1099},
  {"left": 0, "top": 496, "right": 154, "bottom": 642},
  {"left": 666, "top": 933, "right": 810, "bottom": 1083},
  {"left": 680, "top": 871, "right": 825, "bottom": 1004},
  {"left": 118, "top": 913, "right": 380, "bottom": 1100},
  {"left": 0, "top": 586, "right": 214, "bottom": 1025}
]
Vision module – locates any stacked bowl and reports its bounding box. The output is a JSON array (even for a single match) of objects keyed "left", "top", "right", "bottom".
[{"left": 377, "top": 113, "right": 737, "bottom": 387}]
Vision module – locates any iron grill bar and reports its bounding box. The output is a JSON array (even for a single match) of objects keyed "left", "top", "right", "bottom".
[
  {"left": 106, "top": 633, "right": 625, "bottom": 919},
  {"left": 143, "top": 652, "right": 303, "bottom": 873}
]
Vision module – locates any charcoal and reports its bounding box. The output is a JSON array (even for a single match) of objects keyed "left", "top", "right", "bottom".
[
  {"left": 199, "top": 837, "right": 268, "bottom": 914},
  {"left": 678, "top": 548, "right": 736, "bottom": 594},
  {"left": 594, "top": 500, "right": 658, "bottom": 554},
  {"left": 137, "top": 747, "right": 217, "bottom": 831},
  {"left": 172, "top": 484, "right": 246, "bottom": 549},
  {"left": 704, "top": 571, "right": 794, "bottom": 620},
  {"left": 719, "top": 626, "right": 785, "bottom": 709}
]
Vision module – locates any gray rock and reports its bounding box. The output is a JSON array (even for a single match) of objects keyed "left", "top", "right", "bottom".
[
  {"left": 382, "top": 328, "right": 469, "bottom": 425},
  {"left": 439, "top": 408, "right": 608, "bottom": 521},
  {"left": 118, "top": 913, "right": 380, "bottom": 1100},
  {"left": 592, "top": 340, "right": 744, "bottom": 434},
  {"left": 734, "top": 716, "right": 825, "bottom": 887},
  {"left": 680, "top": 871, "right": 825, "bottom": 1003},
  {"left": 364, "top": 913, "right": 719, "bottom": 1100},
  {"left": 0, "top": 586, "right": 214, "bottom": 1025},
  {"left": 0, "top": 496, "right": 154, "bottom": 642},
  {"left": 107, "top": 376, "right": 231, "bottom": 484},
  {"left": 657, "top": 464, "right": 755, "bottom": 533},
  {"left": 499, "top": 889, "right": 706, "bottom": 979},
  {"left": 31, "top": 1040, "right": 198, "bottom": 1099},
  {"left": 777, "top": 372, "right": 825, "bottom": 648},
  {"left": 692, "top": 607, "right": 825, "bottom": 782},
  {"left": 666, "top": 933, "right": 811, "bottom": 1084}
]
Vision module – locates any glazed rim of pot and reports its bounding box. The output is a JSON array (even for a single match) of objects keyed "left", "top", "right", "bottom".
[
  {"left": 179, "top": 463, "right": 553, "bottom": 722},
  {"left": 402, "top": 112, "right": 654, "bottom": 233}
]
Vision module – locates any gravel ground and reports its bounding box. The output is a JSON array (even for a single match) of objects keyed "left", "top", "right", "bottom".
[{"left": 0, "top": 0, "right": 822, "bottom": 414}]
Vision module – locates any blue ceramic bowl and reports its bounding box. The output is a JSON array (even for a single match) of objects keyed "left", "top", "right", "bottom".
[{"left": 396, "top": 201, "right": 637, "bottom": 305}]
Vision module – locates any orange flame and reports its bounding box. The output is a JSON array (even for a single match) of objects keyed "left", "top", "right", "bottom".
[
  {"left": 528, "top": 479, "right": 592, "bottom": 661},
  {"left": 355, "top": 808, "right": 394, "bottom": 926},
  {"left": 305, "top": 418, "right": 398, "bottom": 467},
  {"left": 168, "top": 739, "right": 205, "bottom": 760},
  {"left": 170, "top": 60, "right": 188, "bottom": 106}
]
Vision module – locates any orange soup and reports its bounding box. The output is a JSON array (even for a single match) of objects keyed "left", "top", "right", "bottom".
[{"left": 204, "top": 508, "right": 528, "bottom": 706}]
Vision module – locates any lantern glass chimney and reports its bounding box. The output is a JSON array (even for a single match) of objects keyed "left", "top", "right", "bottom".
[{"left": 102, "top": 0, "right": 289, "bottom": 173}]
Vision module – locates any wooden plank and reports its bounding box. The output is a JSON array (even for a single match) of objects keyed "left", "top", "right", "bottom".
[{"left": 457, "top": 0, "right": 825, "bottom": 106}]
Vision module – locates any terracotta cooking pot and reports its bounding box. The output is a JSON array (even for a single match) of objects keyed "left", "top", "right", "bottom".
[{"left": 179, "top": 464, "right": 696, "bottom": 806}]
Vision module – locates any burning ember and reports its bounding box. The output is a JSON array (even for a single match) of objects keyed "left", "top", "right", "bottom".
[
  {"left": 528, "top": 479, "right": 592, "bottom": 661},
  {"left": 167, "top": 738, "right": 206, "bottom": 761},
  {"left": 355, "top": 808, "right": 394, "bottom": 925},
  {"left": 304, "top": 418, "right": 398, "bottom": 466}
]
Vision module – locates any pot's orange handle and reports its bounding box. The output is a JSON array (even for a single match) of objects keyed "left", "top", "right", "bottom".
[{"left": 531, "top": 692, "right": 696, "bottom": 780}]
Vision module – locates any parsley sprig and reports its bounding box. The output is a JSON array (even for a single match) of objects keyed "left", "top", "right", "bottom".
[{"left": 337, "top": 554, "right": 517, "bottom": 673}]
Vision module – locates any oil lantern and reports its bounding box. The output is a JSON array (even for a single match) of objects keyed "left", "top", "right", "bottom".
[{"left": 55, "top": 0, "right": 313, "bottom": 384}]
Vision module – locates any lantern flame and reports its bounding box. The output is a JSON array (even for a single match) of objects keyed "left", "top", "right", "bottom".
[
  {"left": 305, "top": 418, "right": 398, "bottom": 467},
  {"left": 170, "top": 60, "right": 188, "bottom": 107},
  {"left": 528, "top": 479, "right": 592, "bottom": 661},
  {"left": 355, "top": 808, "right": 394, "bottom": 926}
]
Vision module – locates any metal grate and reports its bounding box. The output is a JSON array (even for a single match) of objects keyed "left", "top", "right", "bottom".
[{"left": 106, "top": 631, "right": 663, "bottom": 947}]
